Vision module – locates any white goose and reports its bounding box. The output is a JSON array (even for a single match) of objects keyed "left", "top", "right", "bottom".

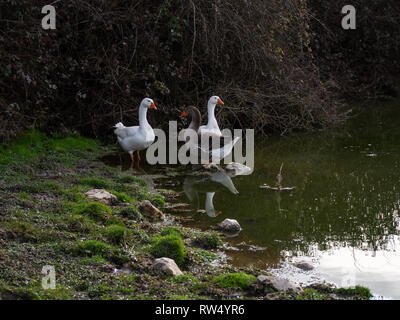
[
  {"left": 205, "top": 192, "right": 222, "bottom": 217},
  {"left": 181, "top": 105, "right": 240, "bottom": 167},
  {"left": 198, "top": 95, "right": 224, "bottom": 137},
  {"left": 114, "top": 98, "right": 157, "bottom": 165}
]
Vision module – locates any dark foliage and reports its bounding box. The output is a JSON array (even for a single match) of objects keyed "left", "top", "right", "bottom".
[
  {"left": 0, "top": 0, "right": 398, "bottom": 142},
  {"left": 309, "top": 1, "right": 400, "bottom": 98}
]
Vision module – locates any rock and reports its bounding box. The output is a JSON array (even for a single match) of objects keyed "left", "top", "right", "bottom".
[
  {"left": 264, "top": 293, "right": 281, "bottom": 300},
  {"left": 225, "top": 162, "right": 253, "bottom": 176},
  {"left": 0, "top": 291, "right": 18, "bottom": 300},
  {"left": 308, "top": 282, "right": 335, "bottom": 292},
  {"left": 85, "top": 189, "right": 117, "bottom": 205},
  {"left": 257, "top": 275, "right": 301, "bottom": 293},
  {"left": 218, "top": 219, "right": 241, "bottom": 232},
  {"left": 139, "top": 200, "right": 165, "bottom": 220},
  {"left": 294, "top": 262, "right": 314, "bottom": 271},
  {"left": 152, "top": 257, "right": 183, "bottom": 276}
]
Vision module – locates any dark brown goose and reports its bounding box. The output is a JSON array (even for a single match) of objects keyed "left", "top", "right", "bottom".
[{"left": 180, "top": 106, "right": 240, "bottom": 165}]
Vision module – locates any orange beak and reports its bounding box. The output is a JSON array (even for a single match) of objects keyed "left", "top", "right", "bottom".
[
  {"left": 180, "top": 110, "right": 187, "bottom": 117},
  {"left": 215, "top": 211, "right": 223, "bottom": 216},
  {"left": 217, "top": 98, "right": 224, "bottom": 105},
  {"left": 150, "top": 102, "right": 157, "bottom": 110}
]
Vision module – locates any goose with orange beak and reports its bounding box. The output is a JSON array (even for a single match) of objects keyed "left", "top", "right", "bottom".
[
  {"left": 180, "top": 105, "right": 240, "bottom": 167},
  {"left": 114, "top": 98, "right": 157, "bottom": 167},
  {"left": 198, "top": 96, "right": 225, "bottom": 137}
]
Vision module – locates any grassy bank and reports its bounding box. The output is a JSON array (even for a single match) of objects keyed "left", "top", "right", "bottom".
[{"left": 0, "top": 131, "right": 371, "bottom": 300}]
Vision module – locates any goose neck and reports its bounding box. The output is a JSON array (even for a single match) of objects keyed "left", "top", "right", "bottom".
[
  {"left": 139, "top": 104, "right": 150, "bottom": 128},
  {"left": 207, "top": 101, "right": 217, "bottom": 124}
]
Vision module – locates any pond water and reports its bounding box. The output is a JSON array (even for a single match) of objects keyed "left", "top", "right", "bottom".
[{"left": 103, "top": 101, "right": 400, "bottom": 299}]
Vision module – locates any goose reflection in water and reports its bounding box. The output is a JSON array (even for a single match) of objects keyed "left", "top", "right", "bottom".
[{"left": 183, "top": 164, "right": 252, "bottom": 218}]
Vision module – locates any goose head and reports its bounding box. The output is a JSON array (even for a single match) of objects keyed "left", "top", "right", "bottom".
[
  {"left": 208, "top": 95, "right": 224, "bottom": 106},
  {"left": 141, "top": 97, "right": 157, "bottom": 110},
  {"left": 181, "top": 106, "right": 202, "bottom": 135}
]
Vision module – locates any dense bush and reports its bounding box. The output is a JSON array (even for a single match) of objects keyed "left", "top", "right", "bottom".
[
  {"left": 309, "top": 1, "right": 400, "bottom": 98},
  {"left": 0, "top": 1, "right": 398, "bottom": 142}
]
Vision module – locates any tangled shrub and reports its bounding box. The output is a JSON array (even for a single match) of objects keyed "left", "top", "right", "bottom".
[
  {"left": 309, "top": 1, "right": 400, "bottom": 98},
  {"left": 0, "top": 0, "right": 346, "bottom": 142}
]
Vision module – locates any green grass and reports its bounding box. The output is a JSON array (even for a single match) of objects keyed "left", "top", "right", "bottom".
[
  {"left": 117, "top": 206, "right": 142, "bottom": 220},
  {"left": 73, "top": 240, "right": 112, "bottom": 258},
  {"left": 104, "top": 224, "right": 131, "bottom": 244},
  {"left": 80, "top": 177, "right": 111, "bottom": 189},
  {"left": 65, "top": 214, "right": 96, "bottom": 233},
  {"left": 160, "top": 227, "right": 183, "bottom": 238},
  {"left": 117, "top": 175, "right": 148, "bottom": 186},
  {"left": 336, "top": 286, "right": 372, "bottom": 299},
  {"left": 150, "top": 234, "right": 186, "bottom": 266},
  {"left": 111, "top": 191, "right": 133, "bottom": 203},
  {"left": 0, "top": 130, "right": 98, "bottom": 165},
  {"left": 296, "top": 288, "right": 326, "bottom": 300},
  {"left": 195, "top": 249, "right": 218, "bottom": 263},
  {"left": 1, "top": 282, "right": 73, "bottom": 300},
  {"left": 51, "top": 135, "right": 97, "bottom": 153},
  {"left": 166, "top": 294, "right": 191, "bottom": 300},
  {"left": 3, "top": 220, "right": 58, "bottom": 243},
  {"left": 193, "top": 233, "right": 222, "bottom": 249},
  {"left": 79, "top": 256, "right": 108, "bottom": 265},
  {"left": 150, "top": 194, "right": 165, "bottom": 209},
  {"left": 169, "top": 275, "right": 199, "bottom": 285},
  {"left": 214, "top": 272, "right": 257, "bottom": 290},
  {"left": 72, "top": 202, "right": 111, "bottom": 222}
]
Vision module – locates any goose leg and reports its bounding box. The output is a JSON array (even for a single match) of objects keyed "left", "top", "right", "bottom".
[
  {"left": 129, "top": 152, "right": 135, "bottom": 169},
  {"left": 136, "top": 150, "right": 141, "bottom": 162}
]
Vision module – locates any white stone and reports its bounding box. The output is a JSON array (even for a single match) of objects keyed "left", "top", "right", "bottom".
[
  {"left": 85, "top": 189, "right": 117, "bottom": 205},
  {"left": 139, "top": 200, "right": 165, "bottom": 220},
  {"left": 257, "top": 275, "right": 301, "bottom": 293},
  {"left": 294, "top": 262, "right": 314, "bottom": 271},
  {"left": 152, "top": 257, "right": 183, "bottom": 276},
  {"left": 218, "top": 218, "right": 241, "bottom": 232}
]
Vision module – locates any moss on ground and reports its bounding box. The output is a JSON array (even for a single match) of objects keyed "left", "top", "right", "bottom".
[
  {"left": 117, "top": 206, "right": 142, "bottom": 220},
  {"left": 72, "top": 202, "right": 112, "bottom": 222},
  {"left": 335, "top": 286, "right": 372, "bottom": 300},
  {"left": 73, "top": 240, "right": 112, "bottom": 258},
  {"left": 192, "top": 233, "right": 222, "bottom": 249},
  {"left": 104, "top": 225, "right": 132, "bottom": 244},
  {"left": 0, "top": 131, "right": 373, "bottom": 300},
  {"left": 150, "top": 233, "right": 186, "bottom": 266},
  {"left": 214, "top": 272, "right": 257, "bottom": 290}
]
